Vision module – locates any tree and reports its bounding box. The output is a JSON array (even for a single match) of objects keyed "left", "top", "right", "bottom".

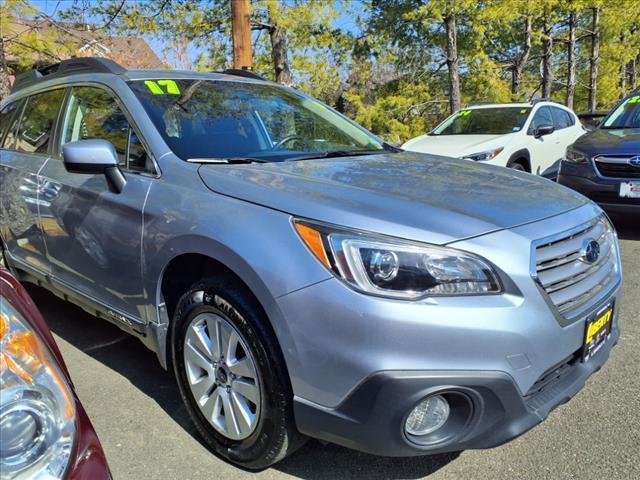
[
  {"left": 588, "top": 5, "right": 600, "bottom": 111},
  {"left": 0, "top": 0, "right": 77, "bottom": 100},
  {"left": 565, "top": 8, "right": 578, "bottom": 107},
  {"left": 541, "top": 7, "right": 554, "bottom": 98}
]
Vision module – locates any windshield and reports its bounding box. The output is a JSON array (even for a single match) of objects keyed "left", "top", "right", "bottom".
[
  {"left": 129, "top": 79, "right": 384, "bottom": 161},
  {"left": 601, "top": 95, "right": 640, "bottom": 129},
  {"left": 431, "top": 107, "right": 531, "bottom": 135}
]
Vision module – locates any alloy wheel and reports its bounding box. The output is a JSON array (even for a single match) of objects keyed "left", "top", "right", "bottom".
[{"left": 183, "top": 312, "right": 261, "bottom": 441}]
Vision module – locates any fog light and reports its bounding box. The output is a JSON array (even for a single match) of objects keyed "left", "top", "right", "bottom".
[{"left": 405, "top": 395, "right": 450, "bottom": 436}]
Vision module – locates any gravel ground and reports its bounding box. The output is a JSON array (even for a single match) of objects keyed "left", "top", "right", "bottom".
[{"left": 28, "top": 215, "right": 639, "bottom": 480}]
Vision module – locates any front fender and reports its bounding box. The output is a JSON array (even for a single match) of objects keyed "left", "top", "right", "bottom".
[{"left": 140, "top": 173, "right": 331, "bottom": 372}]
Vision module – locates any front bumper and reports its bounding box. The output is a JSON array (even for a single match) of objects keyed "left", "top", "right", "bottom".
[
  {"left": 274, "top": 203, "right": 621, "bottom": 456},
  {"left": 294, "top": 325, "right": 619, "bottom": 456},
  {"left": 558, "top": 162, "right": 640, "bottom": 214}
]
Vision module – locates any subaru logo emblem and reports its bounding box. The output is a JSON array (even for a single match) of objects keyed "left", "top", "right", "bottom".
[
  {"left": 580, "top": 239, "right": 600, "bottom": 264},
  {"left": 629, "top": 156, "right": 640, "bottom": 167}
]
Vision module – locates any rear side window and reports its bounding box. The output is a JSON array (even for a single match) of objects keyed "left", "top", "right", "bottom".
[
  {"left": 528, "top": 106, "right": 554, "bottom": 134},
  {"left": 551, "top": 107, "right": 574, "bottom": 129},
  {"left": 15, "top": 89, "right": 65, "bottom": 154},
  {"left": 0, "top": 102, "right": 20, "bottom": 145},
  {"left": 61, "top": 86, "right": 150, "bottom": 172}
]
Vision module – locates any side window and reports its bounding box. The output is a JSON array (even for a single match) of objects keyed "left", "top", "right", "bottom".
[
  {"left": 2, "top": 101, "right": 23, "bottom": 149},
  {"left": 15, "top": 89, "right": 65, "bottom": 154},
  {"left": 0, "top": 102, "right": 20, "bottom": 146},
  {"left": 128, "top": 130, "right": 148, "bottom": 172},
  {"left": 529, "top": 106, "right": 553, "bottom": 134},
  {"left": 551, "top": 107, "right": 573, "bottom": 130},
  {"left": 564, "top": 110, "right": 575, "bottom": 127},
  {"left": 61, "top": 86, "right": 151, "bottom": 172}
]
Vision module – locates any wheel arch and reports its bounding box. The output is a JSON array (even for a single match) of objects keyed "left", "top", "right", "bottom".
[
  {"left": 148, "top": 236, "right": 299, "bottom": 373},
  {"left": 507, "top": 149, "right": 531, "bottom": 173}
]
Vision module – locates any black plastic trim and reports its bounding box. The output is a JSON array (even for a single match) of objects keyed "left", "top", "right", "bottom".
[
  {"left": 11, "top": 57, "right": 127, "bottom": 93},
  {"left": 507, "top": 149, "right": 531, "bottom": 172}
]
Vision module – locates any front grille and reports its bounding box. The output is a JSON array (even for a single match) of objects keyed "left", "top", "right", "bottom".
[
  {"left": 534, "top": 216, "right": 619, "bottom": 321},
  {"left": 594, "top": 155, "right": 640, "bottom": 179}
]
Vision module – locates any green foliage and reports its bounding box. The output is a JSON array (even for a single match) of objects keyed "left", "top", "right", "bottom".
[{"left": 13, "top": 0, "right": 640, "bottom": 142}]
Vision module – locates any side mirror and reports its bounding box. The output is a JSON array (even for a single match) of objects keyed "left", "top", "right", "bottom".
[
  {"left": 534, "top": 124, "right": 555, "bottom": 138},
  {"left": 62, "top": 139, "right": 127, "bottom": 194}
]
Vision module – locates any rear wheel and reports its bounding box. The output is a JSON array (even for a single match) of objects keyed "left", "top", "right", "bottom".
[{"left": 171, "top": 277, "right": 305, "bottom": 469}]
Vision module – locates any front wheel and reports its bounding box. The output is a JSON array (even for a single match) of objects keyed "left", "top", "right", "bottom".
[
  {"left": 171, "top": 277, "right": 305, "bottom": 469},
  {"left": 508, "top": 162, "right": 526, "bottom": 172}
]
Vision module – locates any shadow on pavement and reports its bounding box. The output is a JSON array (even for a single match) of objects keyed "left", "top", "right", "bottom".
[
  {"left": 274, "top": 442, "right": 459, "bottom": 479},
  {"left": 26, "top": 284, "right": 458, "bottom": 479},
  {"left": 608, "top": 214, "right": 640, "bottom": 241}
]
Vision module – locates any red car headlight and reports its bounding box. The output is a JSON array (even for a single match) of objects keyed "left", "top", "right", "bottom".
[{"left": 1, "top": 299, "right": 76, "bottom": 479}]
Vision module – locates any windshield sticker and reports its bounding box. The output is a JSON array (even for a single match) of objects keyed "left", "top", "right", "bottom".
[
  {"left": 145, "top": 80, "right": 181, "bottom": 95},
  {"left": 459, "top": 110, "right": 472, "bottom": 117},
  {"left": 629, "top": 96, "right": 640, "bottom": 104},
  {"left": 520, "top": 109, "right": 528, "bottom": 114}
]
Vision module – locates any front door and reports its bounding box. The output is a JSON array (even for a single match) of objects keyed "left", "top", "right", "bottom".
[
  {"left": 528, "top": 106, "right": 561, "bottom": 174},
  {"left": 39, "top": 85, "right": 155, "bottom": 325}
]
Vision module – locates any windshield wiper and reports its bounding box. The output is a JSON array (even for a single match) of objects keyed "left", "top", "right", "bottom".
[
  {"left": 187, "top": 157, "right": 267, "bottom": 164},
  {"left": 286, "top": 149, "right": 390, "bottom": 162}
]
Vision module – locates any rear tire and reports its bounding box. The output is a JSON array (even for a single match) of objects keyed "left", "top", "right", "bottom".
[{"left": 170, "top": 277, "right": 305, "bottom": 469}]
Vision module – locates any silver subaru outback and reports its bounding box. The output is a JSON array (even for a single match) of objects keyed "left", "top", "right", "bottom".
[{"left": 0, "top": 58, "right": 622, "bottom": 470}]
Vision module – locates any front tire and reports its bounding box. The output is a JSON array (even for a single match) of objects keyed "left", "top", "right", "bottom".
[
  {"left": 508, "top": 161, "right": 527, "bottom": 172},
  {"left": 171, "top": 277, "right": 304, "bottom": 469}
]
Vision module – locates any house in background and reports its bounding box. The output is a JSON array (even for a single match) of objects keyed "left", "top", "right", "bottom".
[{"left": 5, "top": 19, "right": 164, "bottom": 84}]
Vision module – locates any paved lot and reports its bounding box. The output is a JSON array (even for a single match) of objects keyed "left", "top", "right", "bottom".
[{"left": 28, "top": 216, "right": 639, "bottom": 480}]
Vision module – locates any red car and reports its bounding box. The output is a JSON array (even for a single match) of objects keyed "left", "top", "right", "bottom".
[{"left": 0, "top": 268, "right": 110, "bottom": 479}]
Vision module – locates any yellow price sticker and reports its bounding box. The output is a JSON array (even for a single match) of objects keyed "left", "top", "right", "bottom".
[{"left": 144, "top": 79, "right": 181, "bottom": 95}]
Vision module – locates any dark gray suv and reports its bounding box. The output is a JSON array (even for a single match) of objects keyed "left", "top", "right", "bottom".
[{"left": 0, "top": 58, "right": 622, "bottom": 469}]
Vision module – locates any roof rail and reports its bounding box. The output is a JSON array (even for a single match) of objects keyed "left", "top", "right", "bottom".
[
  {"left": 465, "top": 101, "right": 492, "bottom": 107},
  {"left": 220, "top": 69, "right": 267, "bottom": 81},
  {"left": 11, "top": 57, "right": 127, "bottom": 94},
  {"left": 531, "top": 97, "right": 564, "bottom": 106}
]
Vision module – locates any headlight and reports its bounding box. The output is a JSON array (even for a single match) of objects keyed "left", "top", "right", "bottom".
[
  {"left": 565, "top": 148, "right": 589, "bottom": 163},
  {"left": 294, "top": 221, "right": 502, "bottom": 299},
  {"left": 461, "top": 147, "right": 504, "bottom": 162},
  {"left": 0, "top": 300, "right": 76, "bottom": 479}
]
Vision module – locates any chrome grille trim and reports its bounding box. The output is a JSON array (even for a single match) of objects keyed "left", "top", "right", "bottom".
[
  {"left": 531, "top": 216, "right": 620, "bottom": 323},
  {"left": 593, "top": 154, "right": 640, "bottom": 179}
]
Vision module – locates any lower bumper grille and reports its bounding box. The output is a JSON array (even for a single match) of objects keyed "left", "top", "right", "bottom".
[{"left": 524, "top": 351, "right": 580, "bottom": 409}]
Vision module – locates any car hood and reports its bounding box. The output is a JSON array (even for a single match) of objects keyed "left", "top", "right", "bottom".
[
  {"left": 572, "top": 128, "right": 640, "bottom": 157},
  {"left": 402, "top": 133, "right": 512, "bottom": 158},
  {"left": 198, "top": 152, "right": 587, "bottom": 244}
]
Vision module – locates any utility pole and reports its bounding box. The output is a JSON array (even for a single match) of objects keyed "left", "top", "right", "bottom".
[{"left": 231, "top": 0, "right": 252, "bottom": 70}]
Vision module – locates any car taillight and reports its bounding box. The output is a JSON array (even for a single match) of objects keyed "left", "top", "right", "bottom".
[{"left": 0, "top": 298, "right": 76, "bottom": 479}]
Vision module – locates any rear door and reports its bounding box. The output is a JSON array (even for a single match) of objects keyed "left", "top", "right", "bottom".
[
  {"left": 552, "top": 106, "right": 584, "bottom": 152},
  {"left": 0, "top": 89, "right": 66, "bottom": 274},
  {"left": 39, "top": 85, "right": 155, "bottom": 326}
]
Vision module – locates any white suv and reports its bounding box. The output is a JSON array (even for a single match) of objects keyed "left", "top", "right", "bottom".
[{"left": 403, "top": 100, "right": 585, "bottom": 177}]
